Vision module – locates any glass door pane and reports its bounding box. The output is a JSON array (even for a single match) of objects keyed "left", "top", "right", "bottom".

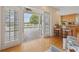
[
  {"left": 5, "top": 10, "right": 10, "bottom": 41},
  {"left": 5, "top": 9, "right": 19, "bottom": 42},
  {"left": 10, "top": 10, "right": 15, "bottom": 41},
  {"left": 43, "top": 12, "right": 50, "bottom": 37}
]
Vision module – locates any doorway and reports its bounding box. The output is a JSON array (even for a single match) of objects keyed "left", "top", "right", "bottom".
[{"left": 23, "top": 9, "right": 42, "bottom": 42}]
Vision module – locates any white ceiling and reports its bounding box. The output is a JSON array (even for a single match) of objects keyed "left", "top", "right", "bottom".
[{"left": 55, "top": 6, "right": 79, "bottom": 15}]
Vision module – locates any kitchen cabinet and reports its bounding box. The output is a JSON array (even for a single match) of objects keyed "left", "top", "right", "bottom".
[
  {"left": 61, "top": 14, "right": 79, "bottom": 25},
  {"left": 67, "top": 25, "right": 79, "bottom": 37}
]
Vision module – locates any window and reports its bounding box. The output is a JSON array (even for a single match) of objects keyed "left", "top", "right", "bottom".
[{"left": 5, "top": 10, "right": 18, "bottom": 42}]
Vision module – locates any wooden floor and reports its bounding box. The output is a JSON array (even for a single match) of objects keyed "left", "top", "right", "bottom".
[{"left": 1, "top": 36, "right": 63, "bottom": 52}]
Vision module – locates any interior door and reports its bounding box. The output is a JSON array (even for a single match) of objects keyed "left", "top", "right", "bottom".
[{"left": 43, "top": 12, "right": 50, "bottom": 37}]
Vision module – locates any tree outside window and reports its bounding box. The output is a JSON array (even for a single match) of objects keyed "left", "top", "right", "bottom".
[
  {"left": 24, "top": 12, "right": 41, "bottom": 28},
  {"left": 29, "top": 14, "right": 39, "bottom": 24}
]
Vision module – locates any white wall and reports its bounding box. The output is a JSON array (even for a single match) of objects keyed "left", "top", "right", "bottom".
[
  {"left": 50, "top": 7, "right": 61, "bottom": 35},
  {"left": 0, "top": 7, "right": 2, "bottom": 50}
]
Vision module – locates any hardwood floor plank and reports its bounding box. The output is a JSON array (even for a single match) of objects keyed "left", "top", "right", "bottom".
[{"left": 1, "top": 36, "right": 63, "bottom": 52}]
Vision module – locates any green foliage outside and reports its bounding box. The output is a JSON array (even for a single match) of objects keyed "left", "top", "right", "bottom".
[{"left": 29, "top": 14, "right": 39, "bottom": 24}]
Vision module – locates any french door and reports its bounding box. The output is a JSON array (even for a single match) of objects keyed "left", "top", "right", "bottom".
[
  {"left": 43, "top": 12, "right": 50, "bottom": 37},
  {"left": 3, "top": 8, "right": 19, "bottom": 49},
  {"left": 5, "top": 10, "right": 18, "bottom": 42}
]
